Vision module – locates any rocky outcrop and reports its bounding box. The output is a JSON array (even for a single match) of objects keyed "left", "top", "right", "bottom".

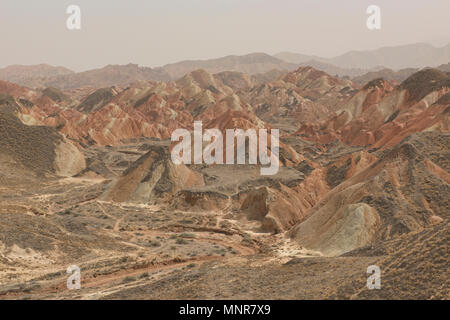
[
  {"left": 103, "top": 146, "right": 204, "bottom": 203},
  {"left": 289, "top": 132, "right": 450, "bottom": 255},
  {"left": 289, "top": 203, "right": 380, "bottom": 256},
  {"left": 245, "top": 66, "right": 359, "bottom": 128},
  {"left": 240, "top": 185, "right": 311, "bottom": 233},
  {"left": 172, "top": 190, "right": 229, "bottom": 212},
  {"left": 76, "top": 87, "right": 119, "bottom": 113},
  {"left": 0, "top": 105, "right": 85, "bottom": 177},
  {"left": 295, "top": 69, "right": 450, "bottom": 148}
]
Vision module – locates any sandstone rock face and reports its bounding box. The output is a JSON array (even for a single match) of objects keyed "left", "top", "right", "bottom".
[
  {"left": 430, "top": 215, "right": 444, "bottom": 225},
  {"left": 0, "top": 105, "right": 85, "bottom": 177},
  {"left": 289, "top": 132, "right": 450, "bottom": 255},
  {"left": 245, "top": 67, "right": 359, "bottom": 129},
  {"left": 172, "top": 190, "right": 230, "bottom": 212},
  {"left": 1, "top": 66, "right": 362, "bottom": 150},
  {"left": 240, "top": 185, "right": 312, "bottom": 233},
  {"left": 290, "top": 203, "right": 380, "bottom": 256},
  {"left": 53, "top": 139, "right": 86, "bottom": 177},
  {"left": 281, "top": 67, "right": 357, "bottom": 108},
  {"left": 295, "top": 69, "right": 450, "bottom": 148},
  {"left": 104, "top": 146, "right": 204, "bottom": 203}
]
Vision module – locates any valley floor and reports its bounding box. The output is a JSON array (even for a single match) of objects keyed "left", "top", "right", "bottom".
[{"left": 0, "top": 172, "right": 447, "bottom": 300}]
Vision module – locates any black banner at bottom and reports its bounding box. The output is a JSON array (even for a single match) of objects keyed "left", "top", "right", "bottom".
[{"left": 0, "top": 300, "right": 443, "bottom": 319}]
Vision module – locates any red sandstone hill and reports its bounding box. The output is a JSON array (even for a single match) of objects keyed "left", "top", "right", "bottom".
[
  {"left": 2, "top": 69, "right": 264, "bottom": 146},
  {"left": 245, "top": 67, "right": 358, "bottom": 126},
  {"left": 0, "top": 102, "right": 85, "bottom": 180},
  {"left": 288, "top": 132, "right": 449, "bottom": 256},
  {"left": 1, "top": 67, "right": 447, "bottom": 154},
  {"left": 295, "top": 69, "right": 450, "bottom": 149}
]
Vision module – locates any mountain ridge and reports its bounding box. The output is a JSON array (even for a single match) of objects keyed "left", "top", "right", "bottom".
[
  {"left": 2, "top": 43, "right": 449, "bottom": 89},
  {"left": 276, "top": 43, "right": 450, "bottom": 70}
]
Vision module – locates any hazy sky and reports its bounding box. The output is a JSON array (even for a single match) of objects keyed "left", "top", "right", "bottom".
[{"left": 0, "top": 0, "right": 449, "bottom": 71}]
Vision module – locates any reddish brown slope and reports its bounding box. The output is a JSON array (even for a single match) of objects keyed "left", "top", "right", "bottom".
[{"left": 295, "top": 69, "right": 450, "bottom": 148}]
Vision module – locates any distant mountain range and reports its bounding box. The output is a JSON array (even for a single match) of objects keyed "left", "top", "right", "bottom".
[
  {"left": 0, "top": 43, "right": 448, "bottom": 89},
  {"left": 161, "top": 53, "right": 297, "bottom": 80},
  {"left": 0, "top": 63, "right": 170, "bottom": 90},
  {"left": 276, "top": 43, "right": 450, "bottom": 70},
  {"left": 0, "top": 54, "right": 296, "bottom": 89},
  {"left": 0, "top": 64, "right": 74, "bottom": 85}
]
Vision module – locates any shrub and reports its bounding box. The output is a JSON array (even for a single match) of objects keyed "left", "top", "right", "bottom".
[
  {"left": 122, "top": 276, "right": 136, "bottom": 283},
  {"left": 181, "top": 233, "right": 196, "bottom": 238},
  {"left": 176, "top": 238, "right": 189, "bottom": 245}
]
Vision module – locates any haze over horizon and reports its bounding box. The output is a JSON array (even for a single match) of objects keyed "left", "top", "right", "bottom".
[{"left": 1, "top": 0, "right": 449, "bottom": 72}]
